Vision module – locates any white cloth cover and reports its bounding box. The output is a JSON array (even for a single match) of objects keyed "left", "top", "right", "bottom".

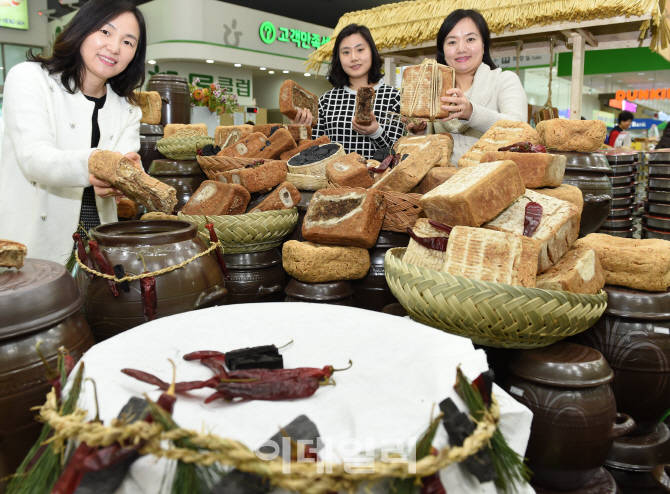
[{"left": 74, "top": 303, "right": 533, "bottom": 494}]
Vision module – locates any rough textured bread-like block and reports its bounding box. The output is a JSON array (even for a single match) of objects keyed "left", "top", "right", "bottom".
[
  {"left": 402, "top": 219, "right": 450, "bottom": 271},
  {"left": 326, "top": 153, "right": 373, "bottom": 188},
  {"left": 136, "top": 91, "right": 162, "bottom": 125},
  {"left": 400, "top": 62, "right": 454, "bottom": 119},
  {"left": 141, "top": 212, "right": 180, "bottom": 221},
  {"left": 536, "top": 119, "right": 607, "bottom": 153},
  {"left": 217, "top": 129, "right": 296, "bottom": 160},
  {"left": 282, "top": 241, "right": 370, "bottom": 283},
  {"left": 280, "top": 135, "right": 331, "bottom": 161},
  {"left": 215, "top": 160, "right": 288, "bottom": 193},
  {"left": 395, "top": 134, "right": 454, "bottom": 167},
  {"left": 458, "top": 120, "right": 540, "bottom": 167},
  {"left": 355, "top": 87, "right": 375, "bottom": 126},
  {"left": 536, "top": 248, "right": 605, "bottom": 294},
  {"left": 443, "top": 226, "right": 540, "bottom": 287},
  {"left": 417, "top": 167, "right": 460, "bottom": 194},
  {"left": 484, "top": 189, "right": 580, "bottom": 273},
  {"left": 279, "top": 80, "right": 318, "bottom": 121},
  {"left": 373, "top": 144, "right": 443, "bottom": 193},
  {"left": 116, "top": 197, "right": 138, "bottom": 219},
  {"left": 253, "top": 124, "right": 312, "bottom": 143},
  {"left": 534, "top": 184, "right": 584, "bottom": 215},
  {"left": 163, "top": 123, "right": 208, "bottom": 139},
  {"left": 573, "top": 234, "right": 670, "bottom": 291},
  {"left": 420, "top": 160, "right": 525, "bottom": 227},
  {"left": 480, "top": 151, "right": 566, "bottom": 188},
  {"left": 302, "top": 188, "right": 386, "bottom": 248},
  {"left": 250, "top": 182, "right": 301, "bottom": 212},
  {"left": 0, "top": 240, "right": 27, "bottom": 269},
  {"left": 89, "top": 151, "right": 177, "bottom": 214},
  {"left": 215, "top": 125, "right": 253, "bottom": 148},
  {"left": 181, "top": 181, "right": 250, "bottom": 216}
]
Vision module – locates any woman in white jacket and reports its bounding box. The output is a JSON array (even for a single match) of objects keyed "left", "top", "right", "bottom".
[
  {"left": 408, "top": 9, "right": 528, "bottom": 165},
  {"left": 0, "top": 0, "right": 147, "bottom": 263}
]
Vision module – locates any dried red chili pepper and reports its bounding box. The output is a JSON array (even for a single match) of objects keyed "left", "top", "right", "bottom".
[
  {"left": 498, "top": 141, "right": 547, "bottom": 153},
  {"left": 121, "top": 368, "right": 216, "bottom": 393},
  {"left": 73, "top": 233, "right": 95, "bottom": 280},
  {"left": 369, "top": 153, "right": 395, "bottom": 173},
  {"left": 183, "top": 350, "right": 226, "bottom": 361},
  {"left": 523, "top": 201, "right": 543, "bottom": 237},
  {"left": 51, "top": 440, "right": 97, "bottom": 494},
  {"left": 137, "top": 254, "right": 157, "bottom": 322},
  {"left": 420, "top": 473, "right": 446, "bottom": 494},
  {"left": 200, "top": 357, "right": 228, "bottom": 379},
  {"left": 215, "top": 376, "right": 322, "bottom": 401},
  {"left": 227, "top": 361, "right": 351, "bottom": 385},
  {"left": 407, "top": 227, "right": 449, "bottom": 252},
  {"left": 87, "top": 240, "right": 119, "bottom": 297},
  {"left": 204, "top": 390, "right": 229, "bottom": 404},
  {"left": 205, "top": 222, "right": 230, "bottom": 279},
  {"left": 427, "top": 220, "right": 452, "bottom": 235},
  {"left": 472, "top": 370, "right": 494, "bottom": 408}
]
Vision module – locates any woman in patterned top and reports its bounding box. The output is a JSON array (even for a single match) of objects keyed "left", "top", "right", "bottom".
[{"left": 292, "top": 24, "right": 408, "bottom": 159}]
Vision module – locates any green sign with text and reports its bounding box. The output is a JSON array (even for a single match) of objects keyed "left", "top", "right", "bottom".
[{"left": 259, "top": 21, "right": 330, "bottom": 50}]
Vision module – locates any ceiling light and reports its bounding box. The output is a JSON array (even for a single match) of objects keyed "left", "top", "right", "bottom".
[
  {"left": 605, "top": 74, "right": 612, "bottom": 77},
  {"left": 147, "top": 60, "right": 156, "bottom": 64},
  {"left": 234, "top": 63, "right": 242, "bottom": 67},
  {"left": 260, "top": 67, "right": 266, "bottom": 70},
  {"left": 283, "top": 70, "right": 289, "bottom": 73},
  {"left": 269, "top": 71, "right": 275, "bottom": 74},
  {"left": 639, "top": 73, "right": 645, "bottom": 75},
  {"left": 304, "top": 72, "right": 311, "bottom": 76},
  {"left": 206, "top": 60, "right": 214, "bottom": 64},
  {"left": 649, "top": 78, "right": 655, "bottom": 81}
]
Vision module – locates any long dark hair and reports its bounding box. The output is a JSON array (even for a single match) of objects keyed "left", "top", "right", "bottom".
[
  {"left": 327, "top": 24, "right": 383, "bottom": 89},
  {"left": 29, "top": 0, "right": 146, "bottom": 104},
  {"left": 436, "top": 9, "right": 497, "bottom": 71}
]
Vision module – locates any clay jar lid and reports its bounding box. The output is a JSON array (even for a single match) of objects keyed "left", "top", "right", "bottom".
[
  {"left": 508, "top": 341, "right": 614, "bottom": 388},
  {"left": 147, "top": 74, "right": 188, "bottom": 85},
  {"left": 0, "top": 259, "right": 84, "bottom": 340},
  {"left": 601, "top": 149, "right": 638, "bottom": 165},
  {"left": 648, "top": 150, "right": 670, "bottom": 163},
  {"left": 140, "top": 124, "right": 164, "bottom": 135},
  {"left": 295, "top": 191, "right": 314, "bottom": 212},
  {"left": 375, "top": 230, "right": 410, "bottom": 249},
  {"left": 222, "top": 248, "right": 281, "bottom": 269},
  {"left": 148, "top": 159, "right": 204, "bottom": 177},
  {"left": 549, "top": 151, "right": 612, "bottom": 172},
  {"left": 602, "top": 285, "right": 670, "bottom": 319},
  {"left": 284, "top": 278, "right": 353, "bottom": 301},
  {"left": 605, "top": 422, "right": 670, "bottom": 471}
]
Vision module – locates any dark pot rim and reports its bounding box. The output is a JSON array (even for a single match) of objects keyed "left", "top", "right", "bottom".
[{"left": 90, "top": 220, "right": 196, "bottom": 246}]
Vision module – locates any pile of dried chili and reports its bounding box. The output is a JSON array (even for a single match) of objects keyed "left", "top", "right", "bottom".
[{"left": 498, "top": 141, "right": 546, "bottom": 153}]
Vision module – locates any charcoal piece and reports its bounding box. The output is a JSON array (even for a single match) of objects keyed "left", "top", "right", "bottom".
[
  {"left": 117, "top": 396, "right": 150, "bottom": 423},
  {"left": 307, "top": 146, "right": 319, "bottom": 153},
  {"left": 265, "top": 140, "right": 271, "bottom": 146},
  {"left": 227, "top": 354, "right": 284, "bottom": 371},
  {"left": 269, "top": 126, "right": 280, "bottom": 136},
  {"left": 201, "top": 144, "right": 221, "bottom": 157},
  {"left": 402, "top": 154, "right": 409, "bottom": 161},
  {"left": 439, "top": 398, "right": 497, "bottom": 483},
  {"left": 371, "top": 147, "right": 392, "bottom": 162},
  {"left": 210, "top": 415, "right": 321, "bottom": 494},
  {"left": 316, "top": 147, "right": 329, "bottom": 156},
  {"left": 225, "top": 345, "right": 279, "bottom": 361},
  {"left": 113, "top": 265, "right": 130, "bottom": 293}
]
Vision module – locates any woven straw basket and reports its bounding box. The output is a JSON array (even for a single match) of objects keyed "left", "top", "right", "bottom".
[
  {"left": 385, "top": 248, "right": 608, "bottom": 349},
  {"left": 156, "top": 136, "right": 215, "bottom": 161},
  {"left": 286, "top": 172, "right": 328, "bottom": 191},
  {"left": 382, "top": 191, "right": 423, "bottom": 232},
  {"left": 197, "top": 156, "right": 282, "bottom": 180},
  {"left": 287, "top": 143, "right": 344, "bottom": 176},
  {"left": 178, "top": 208, "right": 298, "bottom": 254}
]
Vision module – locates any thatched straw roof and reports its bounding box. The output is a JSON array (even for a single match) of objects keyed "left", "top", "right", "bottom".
[{"left": 305, "top": 0, "right": 670, "bottom": 71}]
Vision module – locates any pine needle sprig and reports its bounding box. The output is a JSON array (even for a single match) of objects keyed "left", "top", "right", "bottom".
[
  {"left": 455, "top": 368, "right": 531, "bottom": 494},
  {"left": 145, "top": 398, "right": 225, "bottom": 493},
  {"left": 6, "top": 355, "right": 85, "bottom": 493}
]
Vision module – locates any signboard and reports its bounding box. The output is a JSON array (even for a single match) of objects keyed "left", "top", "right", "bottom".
[
  {"left": 630, "top": 118, "right": 662, "bottom": 130},
  {"left": 592, "top": 110, "right": 615, "bottom": 128},
  {"left": 0, "top": 0, "right": 28, "bottom": 30},
  {"left": 259, "top": 21, "right": 330, "bottom": 50},
  {"left": 615, "top": 89, "right": 670, "bottom": 101},
  {"left": 609, "top": 99, "right": 638, "bottom": 112},
  {"left": 491, "top": 53, "right": 555, "bottom": 69}
]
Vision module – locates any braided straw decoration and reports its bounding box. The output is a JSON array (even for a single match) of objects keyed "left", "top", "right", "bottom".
[
  {"left": 75, "top": 241, "right": 220, "bottom": 282},
  {"left": 287, "top": 144, "right": 344, "bottom": 176},
  {"left": 286, "top": 173, "right": 329, "bottom": 191},
  {"left": 38, "top": 388, "right": 500, "bottom": 493},
  {"left": 156, "top": 136, "right": 215, "bottom": 160},
  {"left": 385, "top": 248, "right": 608, "bottom": 349},
  {"left": 382, "top": 191, "right": 424, "bottom": 233},
  {"left": 178, "top": 209, "right": 298, "bottom": 254}
]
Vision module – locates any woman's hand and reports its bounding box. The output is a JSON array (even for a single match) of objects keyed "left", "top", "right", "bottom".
[
  {"left": 401, "top": 117, "right": 427, "bottom": 135},
  {"left": 89, "top": 150, "right": 125, "bottom": 203},
  {"left": 440, "top": 88, "right": 473, "bottom": 122},
  {"left": 352, "top": 113, "right": 379, "bottom": 135},
  {"left": 124, "top": 151, "right": 143, "bottom": 170},
  {"left": 290, "top": 108, "right": 313, "bottom": 126}
]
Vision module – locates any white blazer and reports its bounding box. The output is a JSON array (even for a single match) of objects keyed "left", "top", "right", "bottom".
[{"left": 0, "top": 61, "right": 141, "bottom": 264}]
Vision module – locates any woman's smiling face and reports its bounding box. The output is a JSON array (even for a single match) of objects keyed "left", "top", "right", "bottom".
[
  {"left": 338, "top": 33, "right": 372, "bottom": 82},
  {"left": 442, "top": 17, "right": 484, "bottom": 74}
]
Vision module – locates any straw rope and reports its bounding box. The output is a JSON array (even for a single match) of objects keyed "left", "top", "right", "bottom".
[
  {"left": 305, "top": 0, "right": 669, "bottom": 72},
  {"left": 385, "top": 247, "right": 608, "bottom": 349},
  {"left": 156, "top": 136, "right": 215, "bottom": 161},
  {"left": 404, "top": 59, "right": 442, "bottom": 121},
  {"left": 382, "top": 191, "right": 424, "bottom": 232},
  {"left": 516, "top": 41, "right": 521, "bottom": 76},
  {"left": 38, "top": 388, "right": 501, "bottom": 493},
  {"left": 74, "top": 241, "right": 221, "bottom": 282}
]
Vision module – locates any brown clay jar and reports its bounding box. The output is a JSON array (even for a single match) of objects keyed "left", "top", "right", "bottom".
[
  {"left": 148, "top": 159, "right": 207, "bottom": 211},
  {"left": 146, "top": 74, "right": 191, "bottom": 126},
  {"left": 552, "top": 151, "right": 613, "bottom": 237},
  {"left": 350, "top": 230, "right": 409, "bottom": 312},
  {"left": 221, "top": 248, "right": 287, "bottom": 305},
  {"left": 532, "top": 467, "right": 620, "bottom": 494},
  {"left": 76, "top": 220, "right": 227, "bottom": 342},
  {"left": 284, "top": 278, "right": 354, "bottom": 305},
  {"left": 0, "top": 260, "right": 94, "bottom": 487},
  {"left": 505, "top": 342, "right": 635, "bottom": 491},
  {"left": 139, "top": 124, "right": 164, "bottom": 172},
  {"left": 574, "top": 286, "right": 670, "bottom": 436}
]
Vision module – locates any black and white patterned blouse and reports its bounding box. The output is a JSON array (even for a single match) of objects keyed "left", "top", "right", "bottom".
[{"left": 312, "top": 81, "right": 406, "bottom": 159}]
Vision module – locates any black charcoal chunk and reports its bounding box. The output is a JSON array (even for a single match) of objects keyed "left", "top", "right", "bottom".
[
  {"left": 269, "top": 126, "right": 280, "bottom": 136},
  {"left": 439, "top": 398, "right": 497, "bottom": 483},
  {"left": 260, "top": 415, "right": 321, "bottom": 457},
  {"left": 259, "top": 146, "right": 266, "bottom": 151},
  {"left": 401, "top": 154, "right": 409, "bottom": 161},
  {"left": 209, "top": 470, "right": 270, "bottom": 494},
  {"left": 113, "top": 265, "right": 130, "bottom": 293},
  {"left": 225, "top": 344, "right": 279, "bottom": 361},
  {"left": 227, "top": 354, "right": 283, "bottom": 371},
  {"left": 117, "top": 397, "right": 150, "bottom": 423},
  {"left": 201, "top": 144, "right": 220, "bottom": 157}
]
